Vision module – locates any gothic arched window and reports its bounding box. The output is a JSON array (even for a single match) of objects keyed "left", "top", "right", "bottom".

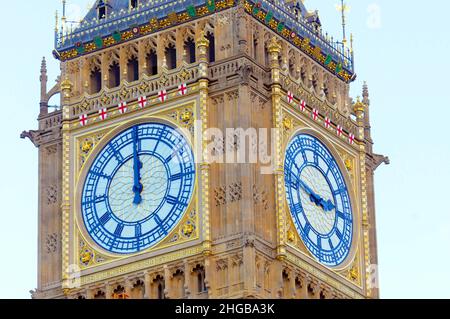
[
  {"left": 165, "top": 43, "right": 177, "bottom": 70},
  {"left": 108, "top": 61, "right": 120, "bottom": 88},
  {"left": 90, "top": 67, "right": 102, "bottom": 94},
  {"left": 127, "top": 56, "right": 139, "bottom": 82},
  {"left": 184, "top": 38, "right": 196, "bottom": 64},
  {"left": 146, "top": 50, "right": 158, "bottom": 76}
]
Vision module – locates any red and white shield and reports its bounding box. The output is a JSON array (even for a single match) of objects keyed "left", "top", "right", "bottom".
[
  {"left": 138, "top": 96, "right": 147, "bottom": 108},
  {"left": 178, "top": 83, "right": 188, "bottom": 96},
  {"left": 349, "top": 133, "right": 355, "bottom": 145},
  {"left": 158, "top": 90, "right": 168, "bottom": 102},
  {"left": 98, "top": 108, "right": 108, "bottom": 120},
  {"left": 287, "top": 91, "right": 294, "bottom": 104},
  {"left": 118, "top": 102, "right": 127, "bottom": 114},
  {"left": 312, "top": 109, "right": 319, "bottom": 121},
  {"left": 79, "top": 114, "right": 88, "bottom": 126},
  {"left": 299, "top": 100, "right": 306, "bottom": 112}
]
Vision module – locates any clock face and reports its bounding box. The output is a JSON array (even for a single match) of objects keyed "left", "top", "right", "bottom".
[
  {"left": 81, "top": 122, "right": 195, "bottom": 254},
  {"left": 284, "top": 133, "right": 353, "bottom": 267}
]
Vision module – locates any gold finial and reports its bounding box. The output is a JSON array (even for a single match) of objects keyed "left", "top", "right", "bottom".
[
  {"left": 267, "top": 36, "right": 281, "bottom": 54},
  {"left": 353, "top": 96, "right": 365, "bottom": 115},
  {"left": 61, "top": 76, "right": 73, "bottom": 99},
  {"left": 196, "top": 31, "right": 210, "bottom": 49}
]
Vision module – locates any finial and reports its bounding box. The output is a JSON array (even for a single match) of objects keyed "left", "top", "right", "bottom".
[
  {"left": 196, "top": 31, "right": 210, "bottom": 49},
  {"left": 61, "top": 0, "right": 67, "bottom": 36},
  {"left": 353, "top": 96, "right": 365, "bottom": 116},
  {"left": 55, "top": 10, "right": 59, "bottom": 32},
  {"left": 350, "top": 33, "right": 354, "bottom": 53},
  {"left": 362, "top": 81, "right": 370, "bottom": 105},
  {"left": 61, "top": 76, "right": 73, "bottom": 99},
  {"left": 40, "top": 57, "right": 47, "bottom": 75},
  {"left": 336, "top": 0, "right": 350, "bottom": 48},
  {"left": 267, "top": 36, "right": 281, "bottom": 54}
]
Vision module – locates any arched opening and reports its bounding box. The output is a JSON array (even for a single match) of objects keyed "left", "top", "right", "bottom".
[
  {"left": 253, "top": 37, "right": 259, "bottom": 60},
  {"left": 206, "top": 33, "right": 215, "bottom": 63},
  {"left": 47, "top": 93, "right": 61, "bottom": 112},
  {"left": 130, "top": 0, "right": 138, "bottom": 9},
  {"left": 165, "top": 43, "right": 177, "bottom": 70},
  {"left": 184, "top": 38, "right": 196, "bottom": 64},
  {"left": 94, "top": 290, "right": 106, "bottom": 299},
  {"left": 307, "top": 283, "right": 315, "bottom": 299},
  {"left": 264, "top": 46, "right": 270, "bottom": 66},
  {"left": 172, "top": 269, "right": 185, "bottom": 298},
  {"left": 157, "top": 284, "right": 164, "bottom": 299},
  {"left": 90, "top": 67, "right": 102, "bottom": 94},
  {"left": 97, "top": 1, "right": 107, "bottom": 20},
  {"left": 146, "top": 50, "right": 158, "bottom": 76},
  {"left": 108, "top": 61, "right": 120, "bottom": 88},
  {"left": 193, "top": 264, "right": 207, "bottom": 294},
  {"left": 282, "top": 270, "right": 290, "bottom": 298},
  {"left": 127, "top": 56, "right": 139, "bottom": 82},
  {"left": 153, "top": 275, "right": 165, "bottom": 299}
]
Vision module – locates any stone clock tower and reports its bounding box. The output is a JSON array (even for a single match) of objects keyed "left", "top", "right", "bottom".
[{"left": 23, "top": 0, "right": 388, "bottom": 299}]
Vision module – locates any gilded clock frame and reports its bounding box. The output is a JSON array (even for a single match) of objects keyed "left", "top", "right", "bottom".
[{"left": 63, "top": 98, "right": 203, "bottom": 282}]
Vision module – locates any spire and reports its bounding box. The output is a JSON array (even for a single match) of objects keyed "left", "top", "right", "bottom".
[
  {"left": 362, "top": 82, "right": 373, "bottom": 145},
  {"left": 40, "top": 57, "right": 48, "bottom": 115},
  {"left": 362, "top": 81, "right": 370, "bottom": 105}
]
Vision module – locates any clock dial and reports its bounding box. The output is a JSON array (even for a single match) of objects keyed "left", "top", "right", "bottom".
[
  {"left": 284, "top": 133, "right": 353, "bottom": 267},
  {"left": 81, "top": 122, "right": 195, "bottom": 254}
]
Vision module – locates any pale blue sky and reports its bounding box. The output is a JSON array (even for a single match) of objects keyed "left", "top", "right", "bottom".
[{"left": 0, "top": 1, "right": 449, "bottom": 299}]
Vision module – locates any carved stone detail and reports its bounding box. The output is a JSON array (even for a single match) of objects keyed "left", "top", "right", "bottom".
[
  {"left": 46, "top": 185, "right": 58, "bottom": 205},
  {"left": 45, "top": 233, "right": 59, "bottom": 254}
]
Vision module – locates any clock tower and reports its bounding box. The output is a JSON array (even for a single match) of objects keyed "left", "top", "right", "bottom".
[{"left": 23, "top": 0, "right": 388, "bottom": 299}]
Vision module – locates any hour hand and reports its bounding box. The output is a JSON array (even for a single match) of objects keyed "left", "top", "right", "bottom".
[{"left": 319, "top": 199, "right": 335, "bottom": 212}]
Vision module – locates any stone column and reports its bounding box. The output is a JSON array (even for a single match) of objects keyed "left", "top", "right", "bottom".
[
  {"left": 105, "top": 284, "right": 113, "bottom": 300},
  {"left": 124, "top": 279, "right": 133, "bottom": 298},
  {"left": 164, "top": 265, "right": 172, "bottom": 299},
  {"left": 138, "top": 40, "right": 147, "bottom": 77},
  {"left": 268, "top": 36, "right": 286, "bottom": 260},
  {"left": 143, "top": 272, "right": 152, "bottom": 299},
  {"left": 101, "top": 52, "right": 109, "bottom": 88},
  {"left": 184, "top": 261, "right": 192, "bottom": 298}
]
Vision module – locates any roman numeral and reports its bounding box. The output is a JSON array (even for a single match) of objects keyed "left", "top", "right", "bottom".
[
  {"left": 109, "top": 143, "right": 124, "bottom": 162},
  {"left": 114, "top": 224, "right": 124, "bottom": 237},
  {"left": 99, "top": 212, "right": 112, "bottom": 225},
  {"left": 154, "top": 215, "right": 168, "bottom": 235},
  {"left": 170, "top": 171, "right": 193, "bottom": 181},
  {"left": 333, "top": 188, "right": 346, "bottom": 196},
  {"left": 82, "top": 195, "right": 106, "bottom": 206},
  {"left": 335, "top": 228, "right": 343, "bottom": 240},
  {"left": 166, "top": 195, "right": 181, "bottom": 206},
  {"left": 292, "top": 203, "right": 303, "bottom": 213},
  {"left": 135, "top": 224, "right": 142, "bottom": 237},
  {"left": 304, "top": 223, "right": 311, "bottom": 236},
  {"left": 90, "top": 171, "right": 112, "bottom": 180}
]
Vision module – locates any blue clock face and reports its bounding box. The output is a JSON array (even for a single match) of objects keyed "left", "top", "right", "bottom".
[
  {"left": 81, "top": 122, "right": 195, "bottom": 254},
  {"left": 284, "top": 133, "right": 353, "bottom": 267}
]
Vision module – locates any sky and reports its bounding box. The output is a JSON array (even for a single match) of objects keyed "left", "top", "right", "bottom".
[{"left": 0, "top": 0, "right": 449, "bottom": 299}]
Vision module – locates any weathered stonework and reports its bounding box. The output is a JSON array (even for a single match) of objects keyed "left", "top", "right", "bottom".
[{"left": 23, "top": 1, "right": 386, "bottom": 300}]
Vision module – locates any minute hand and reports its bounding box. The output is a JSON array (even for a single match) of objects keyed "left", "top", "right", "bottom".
[
  {"left": 132, "top": 127, "right": 143, "bottom": 205},
  {"left": 298, "top": 179, "right": 335, "bottom": 212}
]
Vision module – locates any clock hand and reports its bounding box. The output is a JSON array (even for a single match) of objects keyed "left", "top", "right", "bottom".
[
  {"left": 298, "top": 179, "right": 335, "bottom": 212},
  {"left": 132, "top": 127, "right": 143, "bottom": 205}
]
